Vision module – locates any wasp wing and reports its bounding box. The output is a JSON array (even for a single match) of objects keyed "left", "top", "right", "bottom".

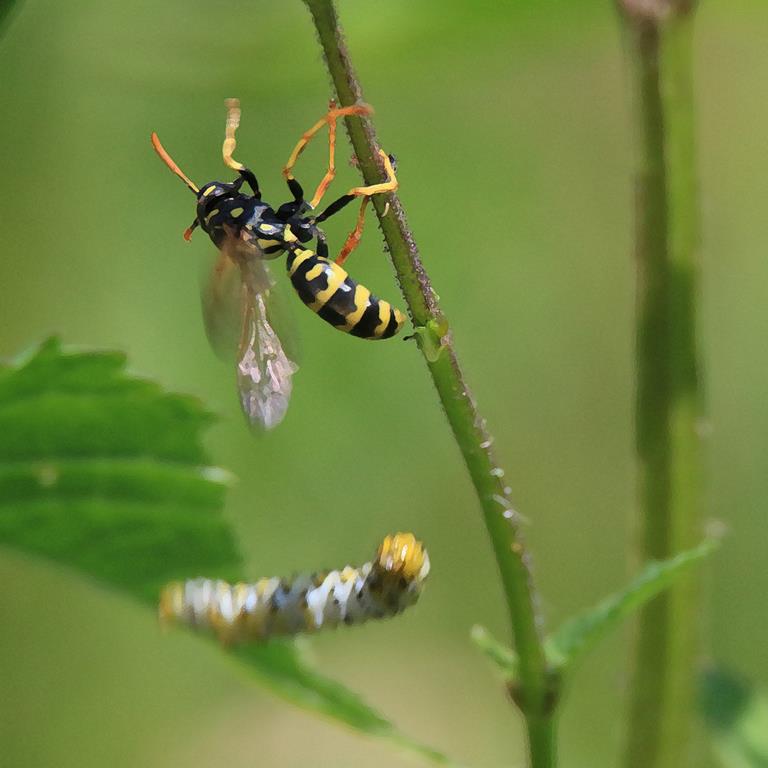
[
  {"left": 236, "top": 264, "right": 299, "bottom": 430},
  {"left": 201, "top": 246, "right": 298, "bottom": 431},
  {"left": 201, "top": 249, "right": 242, "bottom": 361}
]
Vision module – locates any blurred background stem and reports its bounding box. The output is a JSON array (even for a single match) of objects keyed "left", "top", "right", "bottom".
[
  {"left": 303, "top": 1, "right": 556, "bottom": 765},
  {"left": 618, "top": 2, "right": 704, "bottom": 767}
]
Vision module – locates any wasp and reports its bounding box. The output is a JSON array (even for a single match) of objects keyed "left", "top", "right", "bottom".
[{"left": 151, "top": 99, "right": 405, "bottom": 430}]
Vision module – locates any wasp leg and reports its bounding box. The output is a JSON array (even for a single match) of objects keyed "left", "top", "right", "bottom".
[
  {"left": 222, "top": 98, "right": 262, "bottom": 199},
  {"left": 307, "top": 104, "right": 340, "bottom": 209},
  {"left": 315, "top": 234, "right": 330, "bottom": 260},
  {"left": 313, "top": 150, "right": 397, "bottom": 265},
  {"left": 315, "top": 150, "right": 397, "bottom": 223},
  {"left": 225, "top": 170, "right": 256, "bottom": 197},
  {"left": 238, "top": 168, "right": 261, "bottom": 199},
  {"left": 286, "top": 177, "right": 304, "bottom": 204},
  {"left": 314, "top": 192, "right": 354, "bottom": 223},
  {"left": 335, "top": 197, "right": 369, "bottom": 266},
  {"left": 347, "top": 150, "right": 398, "bottom": 198},
  {"left": 282, "top": 100, "right": 373, "bottom": 210}
]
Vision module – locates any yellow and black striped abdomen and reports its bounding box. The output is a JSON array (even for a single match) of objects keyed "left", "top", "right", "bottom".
[{"left": 286, "top": 248, "right": 405, "bottom": 339}]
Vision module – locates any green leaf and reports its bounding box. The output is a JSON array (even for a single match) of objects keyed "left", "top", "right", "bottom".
[
  {"left": 701, "top": 668, "right": 768, "bottom": 768},
  {"left": 0, "top": 0, "right": 23, "bottom": 38},
  {"left": 234, "top": 643, "right": 462, "bottom": 766},
  {"left": 0, "top": 338, "right": 458, "bottom": 767},
  {"left": 547, "top": 538, "right": 719, "bottom": 670},
  {"left": 470, "top": 625, "right": 518, "bottom": 680},
  {"left": 469, "top": 541, "right": 719, "bottom": 685},
  {"left": 0, "top": 337, "right": 238, "bottom": 601}
]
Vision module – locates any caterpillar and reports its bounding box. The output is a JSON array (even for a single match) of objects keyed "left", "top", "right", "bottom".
[{"left": 159, "top": 533, "right": 429, "bottom": 644}]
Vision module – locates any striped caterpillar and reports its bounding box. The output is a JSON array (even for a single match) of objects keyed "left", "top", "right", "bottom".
[{"left": 159, "top": 533, "right": 429, "bottom": 644}]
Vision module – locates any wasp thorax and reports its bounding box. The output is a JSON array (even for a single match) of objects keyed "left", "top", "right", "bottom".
[{"left": 290, "top": 217, "right": 316, "bottom": 244}]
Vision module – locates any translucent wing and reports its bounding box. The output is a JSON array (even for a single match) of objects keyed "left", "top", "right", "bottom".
[
  {"left": 201, "top": 245, "right": 298, "bottom": 431},
  {"left": 236, "top": 267, "right": 298, "bottom": 430},
  {"left": 201, "top": 250, "right": 242, "bottom": 361}
]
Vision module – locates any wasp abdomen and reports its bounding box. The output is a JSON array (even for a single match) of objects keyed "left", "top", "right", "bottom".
[{"left": 286, "top": 248, "right": 405, "bottom": 339}]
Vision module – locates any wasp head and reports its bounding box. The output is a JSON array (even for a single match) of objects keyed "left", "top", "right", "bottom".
[{"left": 194, "top": 181, "right": 252, "bottom": 245}]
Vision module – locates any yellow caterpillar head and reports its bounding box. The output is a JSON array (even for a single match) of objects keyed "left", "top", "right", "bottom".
[{"left": 376, "top": 533, "right": 430, "bottom": 584}]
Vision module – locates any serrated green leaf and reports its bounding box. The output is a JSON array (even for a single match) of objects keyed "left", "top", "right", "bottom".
[
  {"left": 701, "top": 668, "right": 768, "bottom": 768},
  {"left": 470, "top": 625, "right": 518, "bottom": 680},
  {"left": 0, "top": 338, "right": 457, "bottom": 766},
  {"left": 547, "top": 538, "right": 719, "bottom": 670},
  {"left": 0, "top": 338, "right": 238, "bottom": 600}
]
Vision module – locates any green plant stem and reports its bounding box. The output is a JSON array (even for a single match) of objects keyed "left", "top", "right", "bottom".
[
  {"left": 525, "top": 715, "right": 556, "bottom": 768},
  {"left": 618, "top": 2, "right": 703, "bottom": 767},
  {"left": 303, "top": 1, "right": 554, "bottom": 765}
]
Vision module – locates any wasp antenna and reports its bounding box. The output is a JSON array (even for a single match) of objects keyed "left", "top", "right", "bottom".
[
  {"left": 223, "top": 98, "right": 245, "bottom": 172},
  {"left": 151, "top": 132, "right": 200, "bottom": 194}
]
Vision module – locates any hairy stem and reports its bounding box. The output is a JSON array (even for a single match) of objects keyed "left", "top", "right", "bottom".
[
  {"left": 618, "top": 2, "right": 704, "bottom": 766},
  {"left": 303, "top": 1, "right": 554, "bottom": 764}
]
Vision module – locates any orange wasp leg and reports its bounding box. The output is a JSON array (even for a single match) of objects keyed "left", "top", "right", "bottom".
[
  {"left": 347, "top": 149, "right": 398, "bottom": 198},
  {"left": 314, "top": 149, "right": 399, "bottom": 266},
  {"left": 282, "top": 100, "right": 373, "bottom": 210},
  {"left": 335, "top": 197, "right": 370, "bottom": 267}
]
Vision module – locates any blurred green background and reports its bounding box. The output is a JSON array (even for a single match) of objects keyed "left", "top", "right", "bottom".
[{"left": 1, "top": 1, "right": 766, "bottom": 766}]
